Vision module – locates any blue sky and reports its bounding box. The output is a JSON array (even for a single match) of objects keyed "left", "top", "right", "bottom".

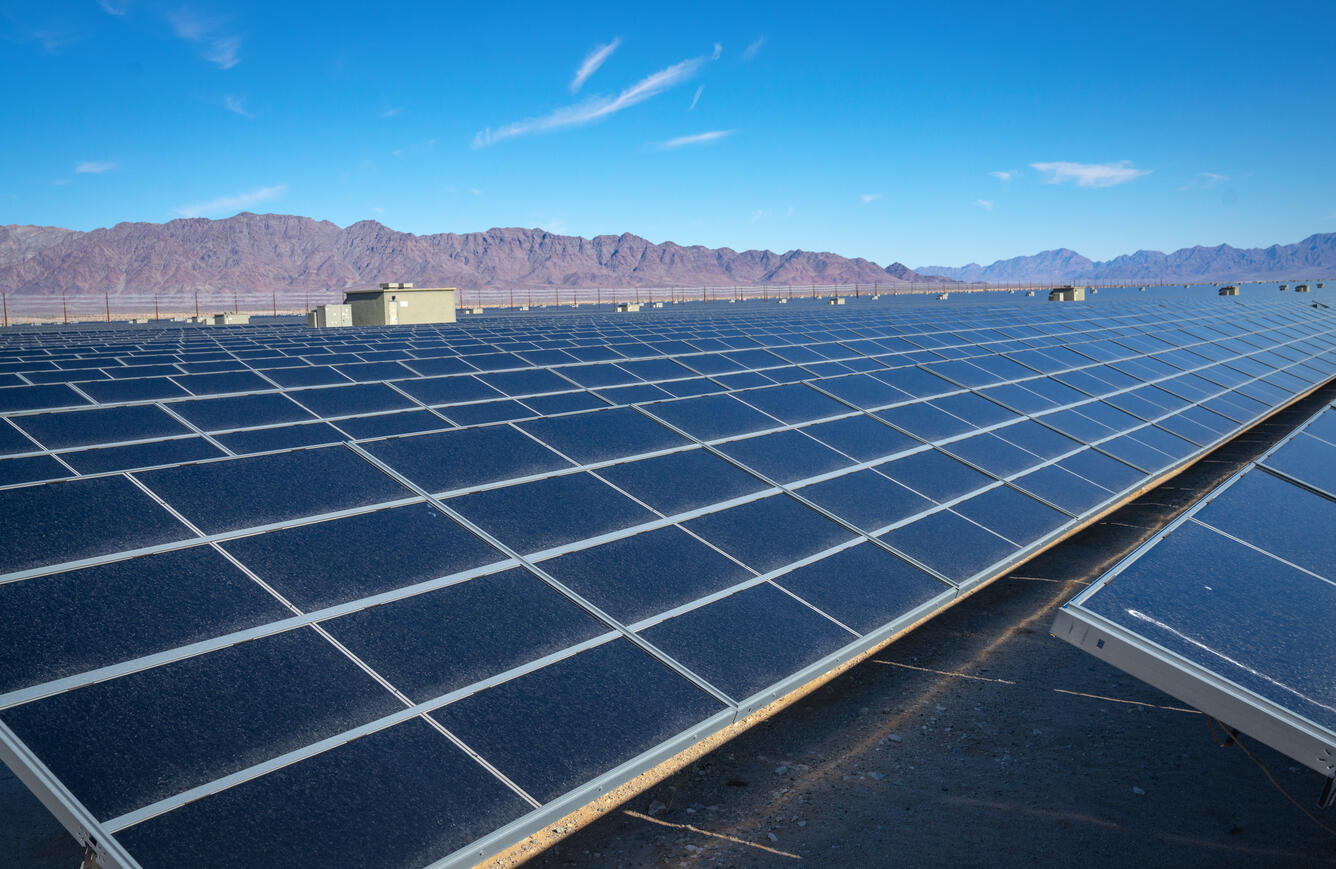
[{"left": 1, "top": 0, "right": 1332, "bottom": 267}]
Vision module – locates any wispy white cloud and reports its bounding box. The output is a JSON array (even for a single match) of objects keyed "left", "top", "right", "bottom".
[
  {"left": 169, "top": 9, "right": 241, "bottom": 69},
  {"left": 688, "top": 84, "right": 704, "bottom": 111},
  {"left": 975, "top": 199, "right": 995, "bottom": 211},
  {"left": 712, "top": 42, "right": 722, "bottom": 60},
  {"left": 391, "top": 139, "right": 436, "bottom": 158},
  {"left": 370, "top": 206, "right": 384, "bottom": 214},
  {"left": 989, "top": 170, "right": 1015, "bottom": 181},
  {"left": 658, "top": 129, "right": 734, "bottom": 149},
  {"left": 75, "top": 161, "right": 117, "bottom": 174},
  {"left": 860, "top": 193, "right": 882, "bottom": 203},
  {"left": 742, "top": 36, "right": 765, "bottom": 60},
  {"left": 1030, "top": 160, "right": 1151, "bottom": 188},
  {"left": 223, "top": 94, "right": 253, "bottom": 118},
  {"left": 570, "top": 37, "right": 620, "bottom": 93},
  {"left": 1180, "top": 171, "right": 1229, "bottom": 190},
  {"left": 97, "top": 0, "right": 128, "bottom": 15},
  {"left": 175, "top": 183, "right": 286, "bottom": 218},
  {"left": 474, "top": 55, "right": 706, "bottom": 148},
  {"left": 379, "top": 107, "right": 401, "bottom": 118}
]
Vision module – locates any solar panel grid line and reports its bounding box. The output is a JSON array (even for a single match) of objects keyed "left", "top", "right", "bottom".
[
  {"left": 1255, "top": 462, "right": 1336, "bottom": 504},
  {"left": 1053, "top": 387, "right": 1336, "bottom": 776},
  {"left": 0, "top": 719, "right": 142, "bottom": 869},
  {"left": 0, "top": 488, "right": 431, "bottom": 586},
  {"left": 345, "top": 440, "right": 740, "bottom": 708},
  {"left": 0, "top": 554, "right": 530, "bottom": 712},
  {"left": 1182, "top": 515, "right": 1336, "bottom": 590},
  {"left": 150, "top": 400, "right": 238, "bottom": 458},
  {"left": 93, "top": 628, "right": 627, "bottom": 834},
  {"left": 632, "top": 402, "right": 966, "bottom": 588}
]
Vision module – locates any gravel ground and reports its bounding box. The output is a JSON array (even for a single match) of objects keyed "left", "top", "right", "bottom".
[{"left": 4, "top": 393, "right": 1335, "bottom": 869}]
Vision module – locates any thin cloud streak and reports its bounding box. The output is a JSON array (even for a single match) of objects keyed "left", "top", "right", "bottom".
[
  {"left": 989, "top": 170, "right": 1015, "bottom": 181},
  {"left": 223, "top": 94, "right": 253, "bottom": 118},
  {"left": 742, "top": 36, "right": 765, "bottom": 60},
  {"left": 379, "top": 107, "right": 401, "bottom": 118},
  {"left": 688, "top": 85, "right": 704, "bottom": 111},
  {"left": 474, "top": 55, "right": 706, "bottom": 148},
  {"left": 658, "top": 129, "right": 735, "bottom": 149},
  {"left": 1030, "top": 160, "right": 1151, "bottom": 188},
  {"left": 175, "top": 183, "right": 286, "bottom": 218},
  {"left": 712, "top": 42, "right": 722, "bottom": 59},
  {"left": 860, "top": 193, "right": 882, "bottom": 203},
  {"left": 168, "top": 9, "right": 241, "bottom": 69},
  {"left": 570, "top": 37, "right": 620, "bottom": 93},
  {"left": 75, "top": 161, "right": 117, "bottom": 174},
  {"left": 97, "top": 0, "right": 128, "bottom": 14},
  {"left": 975, "top": 199, "right": 995, "bottom": 210}
]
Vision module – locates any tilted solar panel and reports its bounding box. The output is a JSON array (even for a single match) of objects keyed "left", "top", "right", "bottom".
[
  {"left": 1053, "top": 395, "right": 1336, "bottom": 796},
  {"left": 1, "top": 295, "right": 1335, "bottom": 868}
]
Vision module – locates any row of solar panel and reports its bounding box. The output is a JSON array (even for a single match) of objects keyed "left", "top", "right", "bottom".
[
  {"left": 1063, "top": 400, "right": 1336, "bottom": 737},
  {"left": 0, "top": 306, "right": 1324, "bottom": 491},
  {"left": 3, "top": 299, "right": 1334, "bottom": 869}
]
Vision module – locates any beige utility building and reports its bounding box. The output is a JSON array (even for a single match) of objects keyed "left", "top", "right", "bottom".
[
  {"left": 1049, "top": 285, "right": 1087, "bottom": 302},
  {"left": 1218, "top": 285, "right": 1240, "bottom": 296},
  {"left": 343, "top": 283, "right": 457, "bottom": 325},
  {"left": 308, "top": 304, "right": 353, "bottom": 328},
  {"left": 213, "top": 313, "right": 250, "bottom": 325}
]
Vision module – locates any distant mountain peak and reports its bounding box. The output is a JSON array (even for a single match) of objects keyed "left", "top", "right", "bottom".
[
  {"left": 0, "top": 213, "right": 946, "bottom": 298},
  {"left": 919, "top": 234, "right": 1336, "bottom": 283}
]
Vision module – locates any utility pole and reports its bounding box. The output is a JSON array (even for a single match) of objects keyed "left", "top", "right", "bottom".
[
  {"left": 62, "top": 293, "right": 68, "bottom": 325},
  {"left": 105, "top": 293, "right": 110, "bottom": 323}
]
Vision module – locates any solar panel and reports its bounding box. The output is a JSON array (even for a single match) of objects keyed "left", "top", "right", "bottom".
[
  {"left": 1054, "top": 393, "right": 1336, "bottom": 794},
  {"left": 2, "top": 295, "right": 1336, "bottom": 868}
]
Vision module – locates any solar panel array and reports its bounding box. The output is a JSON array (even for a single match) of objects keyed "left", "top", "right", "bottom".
[
  {"left": 2, "top": 298, "right": 1336, "bottom": 869},
  {"left": 1055, "top": 390, "right": 1336, "bottom": 783}
]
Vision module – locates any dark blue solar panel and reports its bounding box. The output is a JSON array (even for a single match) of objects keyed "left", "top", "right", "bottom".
[
  {"left": 222, "top": 503, "right": 502, "bottom": 610},
  {"left": 1, "top": 627, "right": 403, "bottom": 820},
  {"left": 169, "top": 392, "right": 315, "bottom": 431},
  {"left": 595, "top": 447, "right": 769, "bottom": 515},
  {"left": 540, "top": 525, "right": 753, "bottom": 625},
  {"left": 0, "top": 475, "right": 192, "bottom": 574},
  {"left": 61, "top": 436, "right": 227, "bottom": 474},
  {"left": 773, "top": 542, "right": 948, "bottom": 635},
  {"left": 716, "top": 429, "right": 854, "bottom": 484},
  {"left": 517, "top": 407, "right": 687, "bottom": 464},
  {"left": 637, "top": 583, "right": 851, "bottom": 701},
  {"left": 684, "top": 494, "right": 858, "bottom": 573},
  {"left": 0, "top": 545, "right": 289, "bottom": 694},
  {"left": 431, "top": 638, "right": 724, "bottom": 804},
  {"left": 213, "top": 421, "right": 345, "bottom": 454},
  {"left": 288, "top": 383, "right": 418, "bottom": 417},
  {"left": 137, "top": 446, "right": 410, "bottom": 534},
  {"left": 880, "top": 509, "right": 1018, "bottom": 583},
  {"left": 642, "top": 394, "right": 780, "bottom": 440},
  {"left": 363, "top": 425, "right": 571, "bottom": 493},
  {"left": 447, "top": 472, "right": 656, "bottom": 554},
  {"left": 0, "top": 453, "right": 71, "bottom": 486},
  {"left": 798, "top": 469, "right": 934, "bottom": 532},
  {"left": 322, "top": 566, "right": 606, "bottom": 701},
  {"left": 13, "top": 405, "right": 191, "bottom": 449}
]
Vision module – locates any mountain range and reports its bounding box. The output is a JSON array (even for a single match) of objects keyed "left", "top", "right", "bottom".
[
  {"left": 0, "top": 214, "right": 937, "bottom": 301},
  {"left": 919, "top": 233, "right": 1336, "bottom": 284},
  {"left": 1, "top": 214, "right": 1331, "bottom": 301}
]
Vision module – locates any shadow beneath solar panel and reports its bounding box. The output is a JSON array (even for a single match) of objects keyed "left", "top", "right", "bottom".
[{"left": 519, "top": 383, "right": 1336, "bottom": 869}]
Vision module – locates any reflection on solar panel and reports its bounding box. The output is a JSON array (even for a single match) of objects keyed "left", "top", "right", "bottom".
[
  {"left": 1053, "top": 395, "right": 1336, "bottom": 796},
  {"left": 2, "top": 296, "right": 1336, "bottom": 868}
]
